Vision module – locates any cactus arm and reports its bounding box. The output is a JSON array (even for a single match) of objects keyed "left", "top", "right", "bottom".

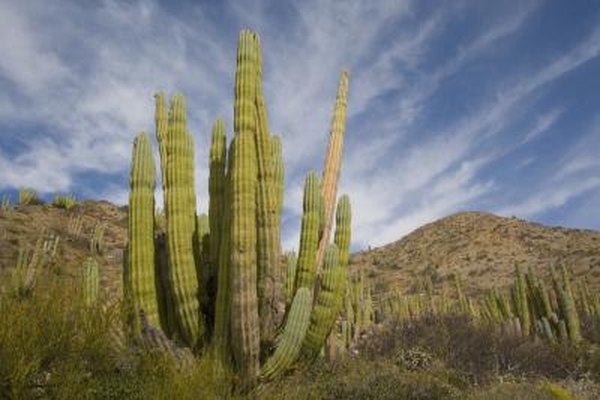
[
  {"left": 261, "top": 287, "right": 313, "bottom": 379},
  {"left": 294, "top": 172, "right": 321, "bottom": 290},
  {"left": 314, "top": 71, "right": 350, "bottom": 273},
  {"left": 301, "top": 244, "right": 341, "bottom": 361}
]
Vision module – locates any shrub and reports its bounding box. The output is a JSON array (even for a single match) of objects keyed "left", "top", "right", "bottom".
[
  {"left": 52, "top": 194, "right": 77, "bottom": 210},
  {"left": 261, "top": 359, "right": 463, "bottom": 400},
  {"left": 359, "top": 314, "right": 584, "bottom": 383},
  {"left": 0, "top": 275, "right": 238, "bottom": 399}
]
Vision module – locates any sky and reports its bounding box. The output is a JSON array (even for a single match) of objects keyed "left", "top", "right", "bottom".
[{"left": 0, "top": 0, "right": 599, "bottom": 251}]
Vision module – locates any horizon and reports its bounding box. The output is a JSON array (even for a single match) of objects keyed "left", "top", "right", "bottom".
[{"left": 1, "top": 0, "right": 599, "bottom": 251}]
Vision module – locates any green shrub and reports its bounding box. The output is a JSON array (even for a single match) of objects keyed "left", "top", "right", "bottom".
[
  {"left": 52, "top": 194, "right": 77, "bottom": 210},
  {"left": 261, "top": 359, "right": 463, "bottom": 400},
  {"left": 0, "top": 275, "right": 238, "bottom": 399}
]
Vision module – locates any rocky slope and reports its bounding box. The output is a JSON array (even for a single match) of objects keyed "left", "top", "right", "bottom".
[
  {"left": 351, "top": 211, "right": 600, "bottom": 296},
  {"left": 2, "top": 204, "right": 599, "bottom": 299}
]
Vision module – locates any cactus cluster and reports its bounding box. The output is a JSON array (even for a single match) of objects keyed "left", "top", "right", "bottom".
[
  {"left": 10, "top": 233, "right": 60, "bottom": 297},
  {"left": 372, "top": 263, "right": 595, "bottom": 347},
  {"left": 123, "top": 30, "right": 352, "bottom": 386},
  {"left": 1, "top": 194, "right": 10, "bottom": 211}
]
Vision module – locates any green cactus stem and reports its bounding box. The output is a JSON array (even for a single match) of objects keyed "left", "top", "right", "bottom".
[
  {"left": 301, "top": 244, "right": 342, "bottom": 361},
  {"left": 127, "top": 132, "right": 159, "bottom": 328},
  {"left": 252, "top": 33, "right": 284, "bottom": 344},
  {"left": 229, "top": 30, "right": 261, "bottom": 386},
  {"left": 261, "top": 287, "right": 313, "bottom": 379},
  {"left": 208, "top": 118, "right": 227, "bottom": 328},
  {"left": 314, "top": 71, "right": 350, "bottom": 273},
  {"left": 82, "top": 257, "right": 99, "bottom": 306},
  {"left": 294, "top": 172, "right": 321, "bottom": 290},
  {"left": 164, "top": 94, "right": 203, "bottom": 347}
]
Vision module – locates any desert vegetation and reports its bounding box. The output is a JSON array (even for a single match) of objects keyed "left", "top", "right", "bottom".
[{"left": 0, "top": 29, "right": 599, "bottom": 399}]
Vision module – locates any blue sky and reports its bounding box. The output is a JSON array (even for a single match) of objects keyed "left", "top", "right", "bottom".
[{"left": 0, "top": 0, "right": 599, "bottom": 251}]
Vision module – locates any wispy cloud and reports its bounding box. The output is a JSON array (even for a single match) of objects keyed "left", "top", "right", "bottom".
[{"left": 0, "top": 0, "right": 598, "bottom": 250}]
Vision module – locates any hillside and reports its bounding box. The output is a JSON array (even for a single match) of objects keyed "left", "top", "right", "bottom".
[
  {"left": 351, "top": 211, "right": 600, "bottom": 296},
  {"left": 2, "top": 204, "right": 600, "bottom": 299},
  {"left": 0, "top": 201, "right": 128, "bottom": 295}
]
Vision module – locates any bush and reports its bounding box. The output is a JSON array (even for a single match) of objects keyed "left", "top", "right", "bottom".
[
  {"left": 52, "top": 194, "right": 77, "bottom": 210},
  {"left": 261, "top": 359, "right": 463, "bottom": 400},
  {"left": 0, "top": 275, "right": 237, "bottom": 399},
  {"left": 359, "top": 314, "right": 584, "bottom": 383}
]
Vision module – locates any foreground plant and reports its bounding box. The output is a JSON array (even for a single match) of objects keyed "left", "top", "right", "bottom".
[{"left": 124, "top": 30, "right": 351, "bottom": 387}]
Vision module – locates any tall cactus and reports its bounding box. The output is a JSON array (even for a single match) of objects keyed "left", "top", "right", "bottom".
[
  {"left": 208, "top": 119, "right": 227, "bottom": 329},
  {"left": 127, "top": 133, "right": 159, "bottom": 327},
  {"left": 229, "top": 30, "right": 261, "bottom": 386},
  {"left": 253, "top": 34, "right": 284, "bottom": 344},
  {"left": 315, "top": 71, "right": 350, "bottom": 273},
  {"left": 164, "top": 94, "right": 203, "bottom": 347},
  {"left": 82, "top": 257, "right": 99, "bottom": 306}
]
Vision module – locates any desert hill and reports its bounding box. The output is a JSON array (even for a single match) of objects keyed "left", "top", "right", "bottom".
[
  {"left": 0, "top": 201, "right": 128, "bottom": 295},
  {"left": 2, "top": 204, "right": 600, "bottom": 299},
  {"left": 351, "top": 211, "right": 600, "bottom": 296}
]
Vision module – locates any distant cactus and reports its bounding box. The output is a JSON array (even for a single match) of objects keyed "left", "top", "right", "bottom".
[
  {"left": 89, "top": 222, "right": 106, "bottom": 256},
  {"left": 82, "top": 257, "right": 99, "bottom": 306},
  {"left": 18, "top": 188, "right": 38, "bottom": 206},
  {"left": 1, "top": 194, "right": 11, "bottom": 211}
]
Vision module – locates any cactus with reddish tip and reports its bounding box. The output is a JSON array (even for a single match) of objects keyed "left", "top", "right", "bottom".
[{"left": 124, "top": 29, "right": 351, "bottom": 387}]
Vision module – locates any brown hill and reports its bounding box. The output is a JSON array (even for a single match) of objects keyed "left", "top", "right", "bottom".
[
  {"left": 2, "top": 205, "right": 600, "bottom": 299},
  {"left": 0, "top": 201, "right": 128, "bottom": 295},
  {"left": 350, "top": 211, "right": 600, "bottom": 296}
]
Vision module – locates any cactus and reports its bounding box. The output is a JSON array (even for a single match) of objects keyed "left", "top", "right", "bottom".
[
  {"left": 1, "top": 194, "right": 10, "bottom": 211},
  {"left": 123, "top": 29, "right": 351, "bottom": 387},
  {"left": 127, "top": 133, "right": 159, "bottom": 328},
  {"left": 261, "top": 288, "right": 312, "bottom": 379},
  {"left": 315, "top": 71, "right": 350, "bottom": 274},
  {"left": 208, "top": 119, "right": 226, "bottom": 329},
  {"left": 89, "top": 222, "right": 106, "bottom": 255},
  {"left": 195, "top": 214, "right": 211, "bottom": 329},
  {"left": 253, "top": 34, "right": 284, "bottom": 343},
  {"left": 68, "top": 214, "right": 84, "bottom": 236},
  {"left": 165, "top": 94, "right": 204, "bottom": 348},
  {"left": 284, "top": 251, "right": 298, "bottom": 306},
  {"left": 301, "top": 244, "right": 342, "bottom": 361},
  {"left": 294, "top": 172, "right": 321, "bottom": 290},
  {"left": 513, "top": 265, "right": 531, "bottom": 336},
  {"left": 82, "top": 257, "right": 99, "bottom": 306}
]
